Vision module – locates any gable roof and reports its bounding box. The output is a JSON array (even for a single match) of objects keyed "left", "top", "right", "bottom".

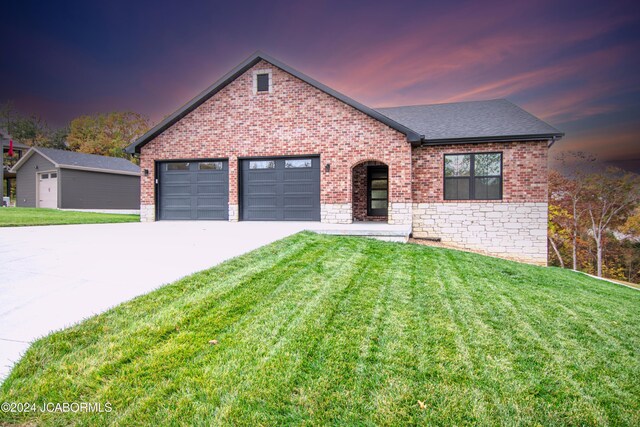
[
  {"left": 125, "top": 51, "right": 423, "bottom": 153},
  {"left": 10, "top": 147, "right": 140, "bottom": 176},
  {"left": 377, "top": 99, "right": 563, "bottom": 144},
  {"left": 125, "top": 53, "right": 563, "bottom": 153}
]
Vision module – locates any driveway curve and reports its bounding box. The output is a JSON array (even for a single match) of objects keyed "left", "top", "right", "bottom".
[{"left": 0, "top": 221, "right": 309, "bottom": 380}]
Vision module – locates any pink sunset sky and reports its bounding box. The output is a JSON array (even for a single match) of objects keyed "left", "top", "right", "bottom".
[{"left": 1, "top": 0, "right": 639, "bottom": 171}]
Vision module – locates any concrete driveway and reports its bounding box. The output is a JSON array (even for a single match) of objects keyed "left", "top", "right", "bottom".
[{"left": 0, "top": 221, "right": 310, "bottom": 380}]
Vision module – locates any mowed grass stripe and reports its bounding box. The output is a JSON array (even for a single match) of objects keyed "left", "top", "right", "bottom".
[
  {"left": 1, "top": 233, "right": 639, "bottom": 427},
  {"left": 101, "top": 233, "right": 338, "bottom": 425}
]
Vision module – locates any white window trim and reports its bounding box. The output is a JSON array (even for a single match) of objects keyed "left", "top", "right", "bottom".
[{"left": 253, "top": 69, "right": 273, "bottom": 94}]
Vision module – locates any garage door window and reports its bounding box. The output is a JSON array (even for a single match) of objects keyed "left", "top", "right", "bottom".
[
  {"left": 285, "top": 159, "right": 312, "bottom": 168},
  {"left": 199, "top": 162, "right": 223, "bottom": 170},
  {"left": 249, "top": 160, "right": 276, "bottom": 169},
  {"left": 41, "top": 174, "right": 49, "bottom": 179},
  {"left": 167, "top": 162, "right": 189, "bottom": 171},
  {"left": 50, "top": 173, "right": 57, "bottom": 178}
]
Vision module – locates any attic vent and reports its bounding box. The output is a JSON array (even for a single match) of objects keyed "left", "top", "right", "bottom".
[{"left": 253, "top": 69, "right": 272, "bottom": 94}]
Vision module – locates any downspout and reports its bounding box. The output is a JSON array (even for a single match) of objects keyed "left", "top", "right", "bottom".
[{"left": 548, "top": 136, "right": 557, "bottom": 148}]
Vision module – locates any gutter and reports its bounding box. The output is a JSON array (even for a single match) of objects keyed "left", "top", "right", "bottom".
[{"left": 421, "top": 133, "right": 565, "bottom": 146}]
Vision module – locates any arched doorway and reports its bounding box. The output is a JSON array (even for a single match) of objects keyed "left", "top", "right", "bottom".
[{"left": 351, "top": 160, "right": 389, "bottom": 222}]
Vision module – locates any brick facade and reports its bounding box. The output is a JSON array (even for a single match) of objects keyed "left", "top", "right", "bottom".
[
  {"left": 411, "top": 141, "right": 548, "bottom": 203},
  {"left": 140, "top": 60, "right": 412, "bottom": 222},
  {"left": 139, "top": 59, "right": 551, "bottom": 264}
]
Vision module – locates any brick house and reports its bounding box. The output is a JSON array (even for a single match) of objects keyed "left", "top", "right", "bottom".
[{"left": 126, "top": 52, "right": 563, "bottom": 265}]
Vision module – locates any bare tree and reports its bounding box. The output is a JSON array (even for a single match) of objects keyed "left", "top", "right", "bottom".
[
  {"left": 553, "top": 152, "right": 596, "bottom": 270},
  {"left": 583, "top": 169, "right": 640, "bottom": 277}
]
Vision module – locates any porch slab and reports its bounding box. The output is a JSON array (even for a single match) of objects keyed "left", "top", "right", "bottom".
[{"left": 305, "top": 222, "right": 411, "bottom": 243}]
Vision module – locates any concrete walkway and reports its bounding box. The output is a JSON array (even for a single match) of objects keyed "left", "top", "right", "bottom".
[{"left": 0, "top": 221, "right": 311, "bottom": 380}]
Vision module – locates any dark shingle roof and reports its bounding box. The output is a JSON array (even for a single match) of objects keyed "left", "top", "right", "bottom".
[
  {"left": 36, "top": 148, "right": 140, "bottom": 174},
  {"left": 376, "top": 99, "right": 563, "bottom": 143}
]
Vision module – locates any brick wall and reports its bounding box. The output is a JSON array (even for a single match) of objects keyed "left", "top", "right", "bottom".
[
  {"left": 412, "top": 141, "right": 548, "bottom": 203},
  {"left": 140, "top": 60, "right": 412, "bottom": 221},
  {"left": 352, "top": 160, "right": 387, "bottom": 222}
]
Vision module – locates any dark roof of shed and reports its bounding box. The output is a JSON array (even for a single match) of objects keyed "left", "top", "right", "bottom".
[
  {"left": 17, "top": 147, "right": 140, "bottom": 174},
  {"left": 376, "top": 99, "right": 563, "bottom": 143}
]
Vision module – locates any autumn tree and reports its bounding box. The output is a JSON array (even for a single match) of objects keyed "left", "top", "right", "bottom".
[
  {"left": 67, "top": 111, "right": 149, "bottom": 160},
  {"left": 548, "top": 203, "right": 571, "bottom": 268},
  {"left": 0, "top": 101, "right": 68, "bottom": 149},
  {"left": 0, "top": 102, "right": 50, "bottom": 146},
  {"left": 552, "top": 152, "right": 596, "bottom": 270},
  {"left": 583, "top": 168, "right": 640, "bottom": 277}
]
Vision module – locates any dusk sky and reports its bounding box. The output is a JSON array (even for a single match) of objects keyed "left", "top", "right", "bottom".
[{"left": 2, "top": 0, "right": 639, "bottom": 171}]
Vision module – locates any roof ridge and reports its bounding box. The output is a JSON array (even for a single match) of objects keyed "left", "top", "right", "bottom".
[
  {"left": 376, "top": 99, "right": 509, "bottom": 110},
  {"left": 38, "top": 147, "right": 134, "bottom": 163}
]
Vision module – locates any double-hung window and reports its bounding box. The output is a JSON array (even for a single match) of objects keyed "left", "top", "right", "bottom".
[{"left": 444, "top": 153, "right": 502, "bottom": 200}]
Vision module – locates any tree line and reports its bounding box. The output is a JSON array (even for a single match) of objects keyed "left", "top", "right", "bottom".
[
  {"left": 1, "top": 102, "right": 149, "bottom": 164},
  {"left": 548, "top": 152, "right": 640, "bottom": 283}
]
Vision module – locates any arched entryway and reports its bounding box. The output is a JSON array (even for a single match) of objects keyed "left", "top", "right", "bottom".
[{"left": 351, "top": 160, "right": 389, "bottom": 222}]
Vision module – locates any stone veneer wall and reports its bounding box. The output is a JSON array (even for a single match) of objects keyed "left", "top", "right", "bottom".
[
  {"left": 321, "top": 203, "right": 352, "bottom": 224},
  {"left": 412, "top": 202, "right": 548, "bottom": 265},
  {"left": 411, "top": 141, "right": 549, "bottom": 265},
  {"left": 389, "top": 203, "right": 412, "bottom": 226},
  {"left": 140, "top": 204, "right": 155, "bottom": 222}
]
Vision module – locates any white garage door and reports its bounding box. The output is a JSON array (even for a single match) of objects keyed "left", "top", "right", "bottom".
[{"left": 38, "top": 172, "right": 58, "bottom": 208}]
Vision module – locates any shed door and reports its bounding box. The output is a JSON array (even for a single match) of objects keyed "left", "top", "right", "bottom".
[
  {"left": 241, "top": 157, "right": 320, "bottom": 221},
  {"left": 38, "top": 172, "right": 58, "bottom": 208},
  {"left": 158, "top": 161, "right": 229, "bottom": 220}
]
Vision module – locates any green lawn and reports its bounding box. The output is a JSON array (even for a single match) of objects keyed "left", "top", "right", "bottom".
[
  {"left": 1, "top": 233, "right": 638, "bottom": 426},
  {"left": 0, "top": 207, "right": 139, "bottom": 227}
]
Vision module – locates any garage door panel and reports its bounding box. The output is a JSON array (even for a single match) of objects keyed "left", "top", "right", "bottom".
[
  {"left": 283, "top": 170, "right": 315, "bottom": 180},
  {"left": 197, "top": 196, "right": 227, "bottom": 206},
  {"left": 246, "top": 171, "right": 277, "bottom": 181},
  {"left": 284, "top": 195, "right": 315, "bottom": 207},
  {"left": 283, "top": 183, "right": 316, "bottom": 194},
  {"left": 197, "top": 184, "right": 227, "bottom": 194},
  {"left": 159, "top": 161, "right": 229, "bottom": 220},
  {"left": 246, "top": 196, "right": 278, "bottom": 208},
  {"left": 196, "top": 173, "right": 225, "bottom": 183},
  {"left": 241, "top": 157, "right": 320, "bottom": 221},
  {"left": 164, "top": 173, "right": 191, "bottom": 183},
  {"left": 163, "top": 184, "right": 191, "bottom": 195}
]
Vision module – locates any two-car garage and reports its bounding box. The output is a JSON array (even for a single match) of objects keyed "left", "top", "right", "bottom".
[{"left": 157, "top": 157, "right": 320, "bottom": 221}]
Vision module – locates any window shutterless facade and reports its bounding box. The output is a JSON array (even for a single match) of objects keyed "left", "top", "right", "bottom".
[{"left": 444, "top": 152, "right": 502, "bottom": 200}]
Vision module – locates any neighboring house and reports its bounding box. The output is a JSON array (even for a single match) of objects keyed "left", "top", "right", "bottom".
[
  {"left": 10, "top": 147, "right": 140, "bottom": 210},
  {"left": 1, "top": 131, "right": 29, "bottom": 205},
  {"left": 125, "top": 52, "right": 563, "bottom": 265}
]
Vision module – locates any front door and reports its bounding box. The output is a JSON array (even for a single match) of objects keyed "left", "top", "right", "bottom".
[{"left": 367, "top": 166, "right": 388, "bottom": 216}]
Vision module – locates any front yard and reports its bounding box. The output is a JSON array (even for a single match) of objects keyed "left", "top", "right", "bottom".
[
  {"left": 0, "top": 207, "right": 139, "bottom": 227},
  {"left": 0, "top": 232, "right": 638, "bottom": 426}
]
